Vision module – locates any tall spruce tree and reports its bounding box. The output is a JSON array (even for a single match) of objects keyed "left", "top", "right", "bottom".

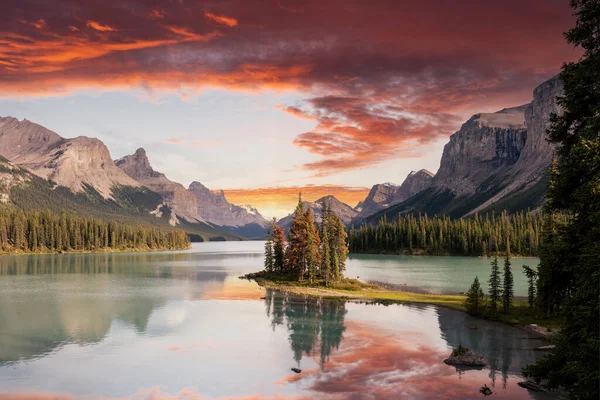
[
  {"left": 488, "top": 256, "right": 502, "bottom": 317},
  {"left": 465, "top": 276, "right": 486, "bottom": 315},
  {"left": 304, "top": 208, "right": 321, "bottom": 284},
  {"left": 522, "top": 265, "right": 537, "bottom": 309},
  {"left": 271, "top": 218, "right": 287, "bottom": 274},
  {"left": 523, "top": 1, "right": 600, "bottom": 397},
  {"left": 320, "top": 202, "right": 332, "bottom": 286},
  {"left": 502, "top": 241, "right": 514, "bottom": 314},
  {"left": 286, "top": 195, "right": 308, "bottom": 279},
  {"left": 264, "top": 229, "right": 274, "bottom": 273}
]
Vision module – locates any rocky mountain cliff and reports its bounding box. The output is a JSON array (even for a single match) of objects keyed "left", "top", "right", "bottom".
[
  {"left": 353, "top": 169, "right": 433, "bottom": 221},
  {"left": 365, "top": 75, "right": 562, "bottom": 223},
  {"left": 277, "top": 195, "right": 357, "bottom": 228},
  {"left": 115, "top": 148, "right": 200, "bottom": 223},
  {"left": 0, "top": 117, "right": 139, "bottom": 198},
  {"left": 432, "top": 105, "right": 528, "bottom": 196},
  {"left": 188, "top": 181, "right": 269, "bottom": 228},
  {"left": 116, "top": 149, "right": 269, "bottom": 234}
]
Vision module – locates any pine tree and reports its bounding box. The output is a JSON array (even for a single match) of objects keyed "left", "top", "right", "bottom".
[
  {"left": 304, "top": 208, "right": 321, "bottom": 284},
  {"left": 522, "top": 265, "right": 537, "bottom": 309},
  {"left": 264, "top": 229, "right": 274, "bottom": 273},
  {"left": 502, "top": 241, "right": 514, "bottom": 314},
  {"left": 271, "top": 218, "right": 286, "bottom": 274},
  {"left": 523, "top": 2, "right": 600, "bottom": 396},
  {"left": 320, "top": 201, "right": 332, "bottom": 286},
  {"left": 286, "top": 195, "right": 308, "bottom": 279},
  {"left": 465, "top": 276, "right": 486, "bottom": 315},
  {"left": 488, "top": 256, "right": 502, "bottom": 317}
]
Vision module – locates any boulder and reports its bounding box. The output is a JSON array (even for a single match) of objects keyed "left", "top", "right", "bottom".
[{"left": 443, "top": 346, "right": 485, "bottom": 367}]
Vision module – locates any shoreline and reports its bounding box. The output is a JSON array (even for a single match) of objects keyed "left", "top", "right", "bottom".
[
  {"left": 349, "top": 250, "right": 539, "bottom": 259},
  {"left": 0, "top": 245, "right": 191, "bottom": 257},
  {"left": 243, "top": 272, "right": 558, "bottom": 336}
]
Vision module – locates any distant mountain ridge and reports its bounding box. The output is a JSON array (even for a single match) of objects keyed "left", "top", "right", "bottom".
[
  {"left": 115, "top": 148, "right": 269, "bottom": 235},
  {"left": 277, "top": 195, "right": 358, "bottom": 228},
  {"left": 0, "top": 119, "right": 266, "bottom": 240},
  {"left": 352, "top": 169, "right": 433, "bottom": 223}
]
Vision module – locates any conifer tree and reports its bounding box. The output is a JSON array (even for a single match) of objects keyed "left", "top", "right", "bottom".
[
  {"left": 488, "top": 256, "right": 502, "bottom": 317},
  {"left": 522, "top": 265, "right": 537, "bottom": 309},
  {"left": 465, "top": 276, "right": 486, "bottom": 315},
  {"left": 304, "top": 208, "right": 321, "bottom": 284},
  {"left": 271, "top": 218, "right": 286, "bottom": 274},
  {"left": 502, "top": 241, "right": 514, "bottom": 314},
  {"left": 523, "top": 2, "right": 600, "bottom": 395},
  {"left": 264, "top": 229, "right": 274, "bottom": 273},
  {"left": 286, "top": 194, "right": 308, "bottom": 279}
]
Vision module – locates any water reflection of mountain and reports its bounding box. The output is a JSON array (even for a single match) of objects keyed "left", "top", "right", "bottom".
[
  {"left": 263, "top": 289, "right": 347, "bottom": 367},
  {"left": 0, "top": 290, "right": 164, "bottom": 365},
  {"left": 437, "top": 306, "right": 547, "bottom": 387},
  {"left": 0, "top": 252, "right": 228, "bottom": 365}
]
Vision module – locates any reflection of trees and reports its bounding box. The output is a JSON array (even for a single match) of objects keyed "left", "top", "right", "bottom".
[
  {"left": 0, "top": 290, "right": 163, "bottom": 365},
  {"left": 437, "top": 307, "right": 545, "bottom": 386},
  {"left": 0, "top": 252, "right": 228, "bottom": 282},
  {"left": 263, "top": 289, "right": 346, "bottom": 367},
  {"left": 0, "top": 251, "right": 228, "bottom": 365}
]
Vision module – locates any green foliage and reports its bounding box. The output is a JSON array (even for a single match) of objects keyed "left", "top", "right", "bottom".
[
  {"left": 452, "top": 344, "right": 470, "bottom": 357},
  {"left": 0, "top": 208, "right": 190, "bottom": 254},
  {"left": 502, "top": 244, "right": 514, "bottom": 314},
  {"left": 349, "top": 210, "right": 547, "bottom": 257},
  {"left": 263, "top": 197, "right": 349, "bottom": 285},
  {"left": 264, "top": 230, "right": 274, "bottom": 272},
  {"left": 465, "top": 276, "right": 486, "bottom": 315},
  {"left": 488, "top": 256, "right": 502, "bottom": 317},
  {"left": 523, "top": 2, "right": 600, "bottom": 398},
  {"left": 271, "top": 218, "right": 286, "bottom": 274},
  {"left": 522, "top": 265, "right": 538, "bottom": 308}
]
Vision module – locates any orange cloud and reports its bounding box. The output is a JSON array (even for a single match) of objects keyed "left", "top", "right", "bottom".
[
  {"left": 87, "top": 20, "right": 116, "bottom": 32},
  {"left": 204, "top": 11, "right": 238, "bottom": 27},
  {"left": 0, "top": 0, "right": 579, "bottom": 176}
]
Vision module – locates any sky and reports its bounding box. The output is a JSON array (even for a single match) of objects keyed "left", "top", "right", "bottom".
[{"left": 0, "top": 0, "right": 579, "bottom": 218}]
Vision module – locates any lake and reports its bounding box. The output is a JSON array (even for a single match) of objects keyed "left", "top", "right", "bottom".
[{"left": 0, "top": 242, "right": 553, "bottom": 399}]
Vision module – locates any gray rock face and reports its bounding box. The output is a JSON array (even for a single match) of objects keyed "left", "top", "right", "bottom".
[
  {"left": 188, "top": 181, "right": 268, "bottom": 228},
  {"left": 432, "top": 105, "right": 528, "bottom": 197},
  {"left": 364, "top": 75, "right": 563, "bottom": 222},
  {"left": 468, "top": 76, "right": 563, "bottom": 214},
  {"left": 278, "top": 195, "right": 357, "bottom": 228},
  {"left": 395, "top": 169, "right": 434, "bottom": 203},
  {"left": 115, "top": 148, "right": 200, "bottom": 222},
  {"left": 354, "top": 169, "right": 434, "bottom": 221},
  {"left": 0, "top": 117, "right": 139, "bottom": 198}
]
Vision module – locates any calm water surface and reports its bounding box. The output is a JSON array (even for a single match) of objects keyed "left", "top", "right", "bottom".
[{"left": 0, "top": 242, "right": 553, "bottom": 399}]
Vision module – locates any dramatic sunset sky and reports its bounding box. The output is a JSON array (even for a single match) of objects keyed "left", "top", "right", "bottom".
[{"left": 0, "top": 0, "right": 578, "bottom": 217}]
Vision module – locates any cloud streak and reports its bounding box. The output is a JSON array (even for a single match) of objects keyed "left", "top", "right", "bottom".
[{"left": 0, "top": 0, "right": 578, "bottom": 175}]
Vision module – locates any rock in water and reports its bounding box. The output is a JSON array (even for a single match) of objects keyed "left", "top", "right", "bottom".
[
  {"left": 479, "top": 384, "right": 493, "bottom": 396},
  {"left": 443, "top": 347, "right": 486, "bottom": 367},
  {"left": 291, "top": 368, "right": 302, "bottom": 374},
  {"left": 518, "top": 380, "right": 546, "bottom": 392}
]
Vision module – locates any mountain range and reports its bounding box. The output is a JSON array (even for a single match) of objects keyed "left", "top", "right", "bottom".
[{"left": 0, "top": 75, "right": 562, "bottom": 237}]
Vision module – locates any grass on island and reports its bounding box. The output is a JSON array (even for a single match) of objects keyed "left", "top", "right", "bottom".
[
  {"left": 243, "top": 270, "right": 467, "bottom": 310},
  {"left": 243, "top": 270, "right": 563, "bottom": 330}
]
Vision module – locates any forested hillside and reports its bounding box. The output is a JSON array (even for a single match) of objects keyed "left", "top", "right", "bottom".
[
  {"left": 349, "top": 211, "right": 552, "bottom": 257},
  {"left": 0, "top": 208, "right": 190, "bottom": 253}
]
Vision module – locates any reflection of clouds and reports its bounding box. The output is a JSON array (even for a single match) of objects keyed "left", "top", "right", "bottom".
[
  {"left": 280, "top": 320, "right": 536, "bottom": 400},
  {"left": 0, "top": 388, "right": 310, "bottom": 400}
]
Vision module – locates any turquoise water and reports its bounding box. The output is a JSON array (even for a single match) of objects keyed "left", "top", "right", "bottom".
[{"left": 0, "top": 242, "right": 552, "bottom": 399}]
